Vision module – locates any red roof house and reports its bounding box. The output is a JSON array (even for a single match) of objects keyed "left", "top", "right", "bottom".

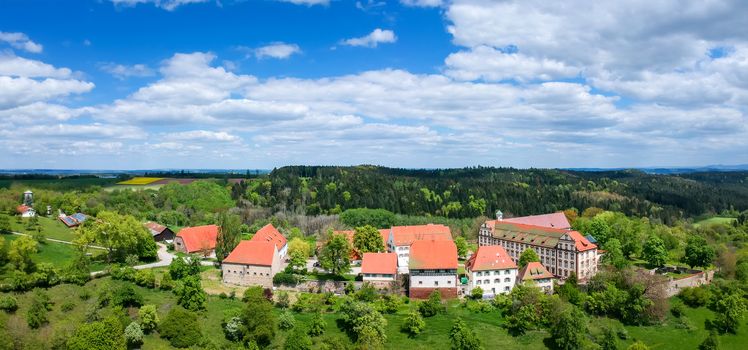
[
  {"left": 389, "top": 224, "right": 452, "bottom": 246},
  {"left": 409, "top": 240, "right": 458, "bottom": 270},
  {"left": 175, "top": 225, "right": 219, "bottom": 254},
  {"left": 224, "top": 241, "right": 278, "bottom": 266},
  {"left": 361, "top": 252, "right": 397, "bottom": 276},
  {"left": 466, "top": 245, "right": 517, "bottom": 272},
  {"left": 518, "top": 262, "right": 555, "bottom": 293},
  {"left": 250, "top": 224, "right": 288, "bottom": 252}
]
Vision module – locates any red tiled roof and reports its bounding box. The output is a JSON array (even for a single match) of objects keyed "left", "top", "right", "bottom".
[
  {"left": 250, "top": 224, "right": 287, "bottom": 250},
  {"left": 485, "top": 212, "right": 572, "bottom": 232},
  {"left": 334, "top": 229, "right": 390, "bottom": 260},
  {"left": 409, "top": 240, "right": 458, "bottom": 270},
  {"left": 177, "top": 225, "right": 219, "bottom": 253},
  {"left": 487, "top": 221, "right": 597, "bottom": 252},
  {"left": 361, "top": 252, "right": 397, "bottom": 275},
  {"left": 16, "top": 205, "right": 31, "bottom": 213},
  {"left": 144, "top": 221, "right": 167, "bottom": 235},
  {"left": 567, "top": 230, "right": 597, "bottom": 252},
  {"left": 466, "top": 245, "right": 517, "bottom": 271},
  {"left": 390, "top": 224, "right": 452, "bottom": 246},
  {"left": 223, "top": 240, "right": 277, "bottom": 266},
  {"left": 519, "top": 262, "right": 554, "bottom": 281}
]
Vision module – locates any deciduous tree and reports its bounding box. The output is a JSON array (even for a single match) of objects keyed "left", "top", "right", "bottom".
[
  {"left": 518, "top": 249, "right": 540, "bottom": 268},
  {"left": 319, "top": 233, "right": 351, "bottom": 276},
  {"left": 215, "top": 212, "right": 242, "bottom": 263},
  {"left": 683, "top": 236, "right": 716, "bottom": 269},
  {"left": 353, "top": 225, "right": 385, "bottom": 253},
  {"left": 642, "top": 235, "right": 667, "bottom": 268}
]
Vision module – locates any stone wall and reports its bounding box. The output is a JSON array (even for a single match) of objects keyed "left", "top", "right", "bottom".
[
  {"left": 664, "top": 270, "right": 715, "bottom": 297},
  {"left": 409, "top": 287, "right": 458, "bottom": 299}
]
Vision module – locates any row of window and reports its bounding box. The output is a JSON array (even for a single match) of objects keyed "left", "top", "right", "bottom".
[
  {"left": 475, "top": 270, "right": 511, "bottom": 277},
  {"left": 225, "top": 270, "right": 270, "bottom": 277},
  {"left": 416, "top": 280, "right": 453, "bottom": 286},
  {"left": 475, "top": 278, "right": 512, "bottom": 285}
]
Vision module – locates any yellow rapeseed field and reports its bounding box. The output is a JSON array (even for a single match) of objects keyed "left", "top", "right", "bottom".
[{"left": 117, "top": 177, "right": 164, "bottom": 185}]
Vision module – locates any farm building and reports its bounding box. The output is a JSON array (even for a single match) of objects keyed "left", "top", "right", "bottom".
[
  {"left": 144, "top": 221, "right": 175, "bottom": 242},
  {"left": 465, "top": 245, "right": 518, "bottom": 297},
  {"left": 222, "top": 240, "right": 282, "bottom": 288},
  {"left": 250, "top": 224, "right": 288, "bottom": 259},
  {"left": 361, "top": 252, "right": 398, "bottom": 288},
  {"left": 174, "top": 224, "right": 219, "bottom": 255},
  {"left": 16, "top": 204, "right": 36, "bottom": 218},
  {"left": 386, "top": 224, "right": 452, "bottom": 273}
]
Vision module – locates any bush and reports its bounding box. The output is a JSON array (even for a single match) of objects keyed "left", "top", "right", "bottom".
[
  {"left": 124, "top": 322, "right": 143, "bottom": 347},
  {"left": 465, "top": 300, "right": 495, "bottom": 313},
  {"left": 670, "top": 300, "right": 685, "bottom": 318},
  {"left": 174, "top": 275, "right": 207, "bottom": 311},
  {"left": 308, "top": 312, "right": 326, "bottom": 337},
  {"left": 355, "top": 282, "right": 378, "bottom": 302},
  {"left": 138, "top": 305, "right": 159, "bottom": 333},
  {"left": 111, "top": 284, "right": 143, "bottom": 307},
  {"left": 418, "top": 290, "right": 444, "bottom": 317},
  {"left": 110, "top": 265, "right": 137, "bottom": 281},
  {"left": 284, "top": 326, "right": 313, "bottom": 350},
  {"left": 67, "top": 316, "right": 126, "bottom": 350},
  {"left": 279, "top": 310, "right": 296, "bottom": 330},
  {"left": 470, "top": 286, "right": 484, "bottom": 300},
  {"left": 26, "top": 290, "right": 52, "bottom": 329},
  {"left": 160, "top": 307, "right": 202, "bottom": 348},
  {"left": 276, "top": 291, "right": 291, "bottom": 309},
  {"left": 402, "top": 311, "right": 425, "bottom": 336},
  {"left": 134, "top": 269, "right": 156, "bottom": 288},
  {"left": 273, "top": 272, "right": 299, "bottom": 285},
  {"left": 679, "top": 287, "right": 711, "bottom": 307},
  {"left": 222, "top": 309, "right": 244, "bottom": 342},
  {"left": 159, "top": 272, "right": 174, "bottom": 290},
  {"left": 0, "top": 296, "right": 18, "bottom": 312},
  {"left": 61, "top": 301, "right": 76, "bottom": 312}
]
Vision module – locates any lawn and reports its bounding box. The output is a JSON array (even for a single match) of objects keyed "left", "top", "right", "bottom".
[
  {"left": 10, "top": 216, "right": 78, "bottom": 242},
  {"left": 2, "top": 234, "right": 108, "bottom": 272},
  {"left": 3, "top": 277, "right": 748, "bottom": 349},
  {"left": 694, "top": 216, "right": 737, "bottom": 228}
]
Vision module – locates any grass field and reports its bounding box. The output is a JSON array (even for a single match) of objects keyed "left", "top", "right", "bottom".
[
  {"left": 0, "top": 177, "right": 120, "bottom": 190},
  {"left": 10, "top": 216, "right": 78, "bottom": 242},
  {"left": 694, "top": 216, "right": 737, "bottom": 228},
  {"left": 3, "top": 277, "right": 748, "bottom": 349},
  {"left": 117, "top": 177, "right": 165, "bottom": 185},
  {"left": 104, "top": 184, "right": 165, "bottom": 192},
  {"left": 3, "top": 234, "right": 108, "bottom": 272}
]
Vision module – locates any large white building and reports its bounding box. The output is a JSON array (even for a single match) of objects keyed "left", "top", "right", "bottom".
[
  {"left": 386, "top": 224, "right": 452, "bottom": 273},
  {"left": 465, "top": 245, "right": 518, "bottom": 297},
  {"left": 478, "top": 213, "right": 598, "bottom": 281}
]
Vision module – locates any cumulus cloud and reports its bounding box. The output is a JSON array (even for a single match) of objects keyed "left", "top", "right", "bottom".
[
  {"left": 444, "top": 46, "right": 578, "bottom": 82},
  {"left": 254, "top": 42, "right": 301, "bottom": 59},
  {"left": 99, "top": 62, "right": 155, "bottom": 79},
  {"left": 341, "top": 29, "right": 397, "bottom": 48},
  {"left": 163, "top": 130, "right": 240, "bottom": 142},
  {"left": 0, "top": 32, "right": 43, "bottom": 53}
]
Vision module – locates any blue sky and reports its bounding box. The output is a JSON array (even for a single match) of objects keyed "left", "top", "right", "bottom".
[{"left": 1, "top": 0, "right": 747, "bottom": 169}]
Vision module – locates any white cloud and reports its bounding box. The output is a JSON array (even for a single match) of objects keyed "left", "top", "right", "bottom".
[
  {"left": 0, "top": 76, "right": 94, "bottom": 110},
  {"left": 163, "top": 130, "right": 240, "bottom": 142},
  {"left": 400, "top": 0, "right": 443, "bottom": 7},
  {"left": 254, "top": 42, "right": 301, "bottom": 60},
  {"left": 109, "top": 0, "right": 209, "bottom": 11},
  {"left": 0, "top": 53, "right": 72, "bottom": 78},
  {"left": 99, "top": 62, "right": 155, "bottom": 79},
  {"left": 0, "top": 32, "right": 43, "bottom": 53},
  {"left": 444, "top": 46, "right": 578, "bottom": 82},
  {"left": 341, "top": 29, "right": 397, "bottom": 48}
]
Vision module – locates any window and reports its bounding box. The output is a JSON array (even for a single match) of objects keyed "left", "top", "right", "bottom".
[
  {"left": 504, "top": 286, "right": 510, "bottom": 291},
  {"left": 448, "top": 280, "right": 452, "bottom": 284},
  {"left": 504, "top": 278, "right": 510, "bottom": 282},
  {"left": 434, "top": 281, "right": 439, "bottom": 286},
  {"left": 504, "top": 270, "right": 510, "bottom": 275},
  {"left": 476, "top": 280, "right": 481, "bottom": 285},
  {"left": 477, "top": 271, "right": 482, "bottom": 277},
  {"left": 484, "top": 279, "right": 489, "bottom": 284},
  {"left": 494, "top": 278, "right": 500, "bottom": 283},
  {"left": 418, "top": 281, "right": 423, "bottom": 285},
  {"left": 494, "top": 271, "right": 500, "bottom": 276}
]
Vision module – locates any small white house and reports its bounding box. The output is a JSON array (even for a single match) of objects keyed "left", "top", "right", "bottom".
[
  {"left": 16, "top": 205, "right": 35, "bottom": 218},
  {"left": 518, "top": 262, "right": 555, "bottom": 293},
  {"left": 465, "top": 245, "right": 518, "bottom": 297}
]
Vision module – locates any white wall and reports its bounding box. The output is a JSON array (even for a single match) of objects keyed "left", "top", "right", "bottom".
[{"left": 468, "top": 268, "right": 517, "bottom": 296}]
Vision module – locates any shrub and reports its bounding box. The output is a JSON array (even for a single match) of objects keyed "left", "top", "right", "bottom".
[
  {"left": 279, "top": 310, "right": 296, "bottom": 330},
  {"left": 138, "top": 304, "right": 159, "bottom": 333},
  {"left": 160, "top": 307, "right": 202, "bottom": 348},
  {"left": 355, "top": 282, "right": 378, "bottom": 302},
  {"left": 26, "top": 290, "right": 52, "bottom": 329},
  {"left": 273, "top": 272, "right": 299, "bottom": 285},
  {"left": 222, "top": 309, "right": 244, "bottom": 342},
  {"left": 465, "top": 300, "right": 495, "bottom": 313},
  {"left": 470, "top": 286, "right": 484, "bottom": 300},
  {"left": 79, "top": 290, "right": 91, "bottom": 300},
  {"left": 418, "top": 290, "right": 444, "bottom": 317},
  {"left": 111, "top": 284, "right": 143, "bottom": 308},
  {"left": 679, "top": 287, "right": 711, "bottom": 307},
  {"left": 159, "top": 272, "right": 174, "bottom": 290},
  {"left": 67, "top": 316, "right": 126, "bottom": 350},
  {"left": 61, "top": 301, "right": 76, "bottom": 312},
  {"left": 124, "top": 322, "right": 143, "bottom": 347},
  {"left": 276, "top": 291, "right": 291, "bottom": 309},
  {"left": 402, "top": 311, "right": 425, "bottom": 336},
  {"left": 670, "top": 300, "right": 685, "bottom": 318},
  {"left": 0, "top": 296, "right": 18, "bottom": 312},
  {"left": 308, "top": 312, "right": 326, "bottom": 337},
  {"left": 134, "top": 269, "right": 156, "bottom": 288},
  {"left": 284, "top": 326, "right": 312, "bottom": 350},
  {"left": 110, "top": 265, "right": 137, "bottom": 281},
  {"left": 174, "top": 275, "right": 207, "bottom": 311}
]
